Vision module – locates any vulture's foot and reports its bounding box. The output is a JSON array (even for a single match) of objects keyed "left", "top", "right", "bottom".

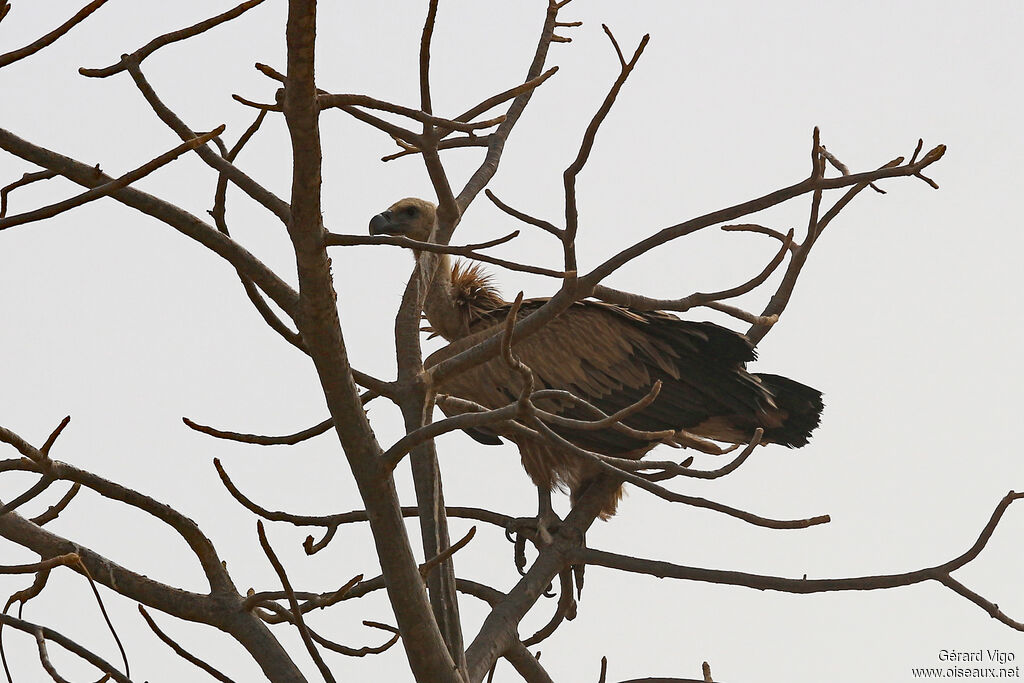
[{"left": 504, "top": 513, "right": 563, "bottom": 575}]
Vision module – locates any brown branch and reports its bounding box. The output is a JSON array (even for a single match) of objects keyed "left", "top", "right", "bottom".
[
  {"left": 123, "top": 62, "right": 291, "bottom": 223},
  {"left": 245, "top": 574, "right": 362, "bottom": 615},
  {"left": 0, "top": 553, "right": 79, "bottom": 575},
  {"left": 0, "top": 427, "right": 235, "bottom": 594},
  {"left": 452, "top": 67, "right": 559, "bottom": 132},
  {"left": 703, "top": 301, "right": 779, "bottom": 327},
  {"left": 324, "top": 232, "right": 566, "bottom": 278},
  {"left": 820, "top": 144, "right": 884, "bottom": 194},
  {"left": 0, "top": 475, "right": 55, "bottom": 517},
  {"left": 455, "top": 0, "right": 572, "bottom": 216},
  {"left": 562, "top": 27, "right": 649, "bottom": 270},
  {"left": 319, "top": 94, "right": 504, "bottom": 134},
  {"left": 36, "top": 631, "right": 73, "bottom": 683},
  {"left": 720, "top": 223, "right": 799, "bottom": 250},
  {"left": 382, "top": 404, "right": 521, "bottom": 471},
  {"left": 184, "top": 416, "right": 333, "bottom": 445},
  {"left": 138, "top": 606, "right": 236, "bottom": 683},
  {"left": 255, "top": 602, "right": 400, "bottom": 657},
  {"left": 572, "top": 491, "right": 1024, "bottom": 630},
  {"left": 39, "top": 416, "right": 71, "bottom": 458},
  {"left": 421, "top": 527, "right": 477, "bottom": 579},
  {"left": 29, "top": 484, "right": 81, "bottom": 526},
  {"left": 209, "top": 110, "right": 306, "bottom": 353},
  {"left": 0, "top": 126, "right": 225, "bottom": 231},
  {"left": 256, "top": 522, "right": 337, "bottom": 683},
  {"left": 590, "top": 229, "right": 793, "bottom": 312},
  {"left": 214, "top": 457, "right": 514, "bottom": 535},
  {"left": 72, "top": 557, "right": 130, "bottom": 679},
  {"left": 0, "top": 170, "right": 58, "bottom": 219},
  {"left": 432, "top": 136, "right": 938, "bottom": 397},
  {"left": 579, "top": 141, "right": 945, "bottom": 292},
  {"left": 0, "top": 614, "right": 131, "bottom": 683},
  {"left": 79, "top": 0, "right": 269, "bottom": 78},
  {"left": 0, "top": 0, "right": 110, "bottom": 69},
  {"left": 485, "top": 190, "right": 563, "bottom": 237},
  {"left": 382, "top": 135, "right": 490, "bottom": 162},
  {"left": 419, "top": 0, "right": 439, "bottom": 115},
  {"left": 0, "top": 127, "right": 300, "bottom": 316},
  {"left": 529, "top": 418, "right": 828, "bottom": 529}
]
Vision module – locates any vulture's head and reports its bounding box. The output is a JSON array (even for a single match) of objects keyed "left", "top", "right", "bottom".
[{"left": 368, "top": 197, "right": 437, "bottom": 242}]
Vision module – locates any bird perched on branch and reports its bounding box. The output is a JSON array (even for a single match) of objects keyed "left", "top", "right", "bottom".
[{"left": 370, "top": 198, "right": 823, "bottom": 519}]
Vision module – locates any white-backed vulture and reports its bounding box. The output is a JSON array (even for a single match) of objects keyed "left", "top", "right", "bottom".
[{"left": 369, "top": 198, "right": 823, "bottom": 519}]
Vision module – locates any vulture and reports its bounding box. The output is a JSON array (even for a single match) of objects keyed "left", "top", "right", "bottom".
[{"left": 369, "top": 198, "right": 823, "bottom": 519}]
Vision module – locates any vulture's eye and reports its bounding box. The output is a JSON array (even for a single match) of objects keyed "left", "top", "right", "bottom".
[{"left": 403, "top": 206, "right": 418, "bottom": 217}]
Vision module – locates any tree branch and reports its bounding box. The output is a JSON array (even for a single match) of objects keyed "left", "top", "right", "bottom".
[
  {"left": 0, "top": 0, "right": 110, "bottom": 69},
  {"left": 79, "top": 0, "right": 269, "bottom": 78}
]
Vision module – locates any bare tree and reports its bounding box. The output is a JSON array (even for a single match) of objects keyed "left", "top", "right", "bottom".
[{"left": 0, "top": 2, "right": 1019, "bottom": 682}]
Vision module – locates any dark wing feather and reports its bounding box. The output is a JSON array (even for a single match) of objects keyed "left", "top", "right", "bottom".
[{"left": 426, "top": 299, "right": 781, "bottom": 455}]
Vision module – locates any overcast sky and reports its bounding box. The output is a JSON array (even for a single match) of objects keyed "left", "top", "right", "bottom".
[{"left": 1, "top": 2, "right": 1022, "bottom": 682}]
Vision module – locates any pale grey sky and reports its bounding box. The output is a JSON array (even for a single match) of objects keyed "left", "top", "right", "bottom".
[{"left": 1, "top": 2, "right": 1022, "bottom": 682}]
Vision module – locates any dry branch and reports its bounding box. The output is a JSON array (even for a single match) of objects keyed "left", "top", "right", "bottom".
[
  {"left": 0, "top": 126, "right": 225, "bottom": 231},
  {"left": 79, "top": 0, "right": 269, "bottom": 78},
  {"left": 0, "top": 614, "right": 131, "bottom": 683},
  {"left": 138, "top": 606, "right": 236, "bottom": 683},
  {"left": 573, "top": 491, "right": 1024, "bottom": 630},
  {"left": 0, "top": 0, "right": 110, "bottom": 68}
]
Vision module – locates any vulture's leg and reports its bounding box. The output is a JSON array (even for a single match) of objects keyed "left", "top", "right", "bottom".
[{"left": 535, "top": 485, "right": 561, "bottom": 546}]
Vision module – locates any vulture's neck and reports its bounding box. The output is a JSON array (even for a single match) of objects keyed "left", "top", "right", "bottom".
[{"left": 418, "top": 251, "right": 469, "bottom": 342}]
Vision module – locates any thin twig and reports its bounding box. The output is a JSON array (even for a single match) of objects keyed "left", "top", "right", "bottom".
[
  {"left": 138, "top": 606, "right": 236, "bottom": 683},
  {"left": 0, "top": 170, "right": 59, "bottom": 219},
  {"left": 0, "top": 127, "right": 225, "bottom": 231},
  {"left": 183, "top": 416, "right": 333, "bottom": 445},
  {"left": 79, "top": 0, "right": 269, "bottom": 77},
  {"left": 256, "top": 522, "right": 337, "bottom": 683},
  {"left": 420, "top": 527, "right": 477, "bottom": 580},
  {"left": 486, "top": 190, "right": 562, "bottom": 237},
  {"left": 0, "top": 615, "right": 131, "bottom": 683},
  {"left": 0, "top": 0, "right": 111, "bottom": 69},
  {"left": 325, "top": 232, "right": 566, "bottom": 278},
  {"left": 29, "top": 484, "right": 80, "bottom": 526}
]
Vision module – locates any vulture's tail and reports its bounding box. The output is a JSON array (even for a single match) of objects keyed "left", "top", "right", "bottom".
[{"left": 756, "top": 373, "right": 824, "bottom": 447}]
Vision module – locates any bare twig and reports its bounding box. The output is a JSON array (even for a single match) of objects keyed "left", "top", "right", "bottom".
[
  {"left": 562, "top": 27, "right": 649, "bottom": 270},
  {"left": 0, "top": 126, "right": 226, "bottom": 231},
  {"left": 79, "top": 0, "right": 269, "bottom": 77},
  {"left": 0, "top": 615, "right": 131, "bottom": 683},
  {"left": 256, "top": 522, "right": 337, "bottom": 683},
  {"left": 590, "top": 229, "right": 793, "bottom": 312},
  {"left": 0, "top": 170, "right": 59, "bottom": 219},
  {"left": 0, "top": 553, "right": 80, "bottom": 575},
  {"left": 209, "top": 110, "right": 306, "bottom": 352},
  {"left": 530, "top": 418, "right": 828, "bottom": 529},
  {"left": 0, "top": 0, "right": 111, "bottom": 68},
  {"left": 184, "top": 416, "right": 333, "bottom": 445},
  {"left": 73, "top": 557, "right": 130, "bottom": 678},
  {"left": 325, "top": 232, "right": 566, "bottom": 278},
  {"left": 486, "top": 190, "right": 562, "bottom": 238},
  {"left": 574, "top": 492, "right": 1024, "bottom": 630},
  {"left": 382, "top": 135, "right": 490, "bottom": 162},
  {"left": 0, "top": 476, "right": 55, "bottom": 517},
  {"left": 420, "top": 527, "right": 477, "bottom": 579},
  {"left": 28, "top": 483, "right": 80, "bottom": 526},
  {"left": 138, "top": 606, "right": 236, "bottom": 683}
]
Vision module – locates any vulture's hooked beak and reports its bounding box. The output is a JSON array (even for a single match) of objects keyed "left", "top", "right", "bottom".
[{"left": 368, "top": 211, "right": 400, "bottom": 236}]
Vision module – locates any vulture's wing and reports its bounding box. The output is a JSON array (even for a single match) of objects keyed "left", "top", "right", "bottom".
[{"left": 425, "top": 300, "right": 806, "bottom": 455}]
